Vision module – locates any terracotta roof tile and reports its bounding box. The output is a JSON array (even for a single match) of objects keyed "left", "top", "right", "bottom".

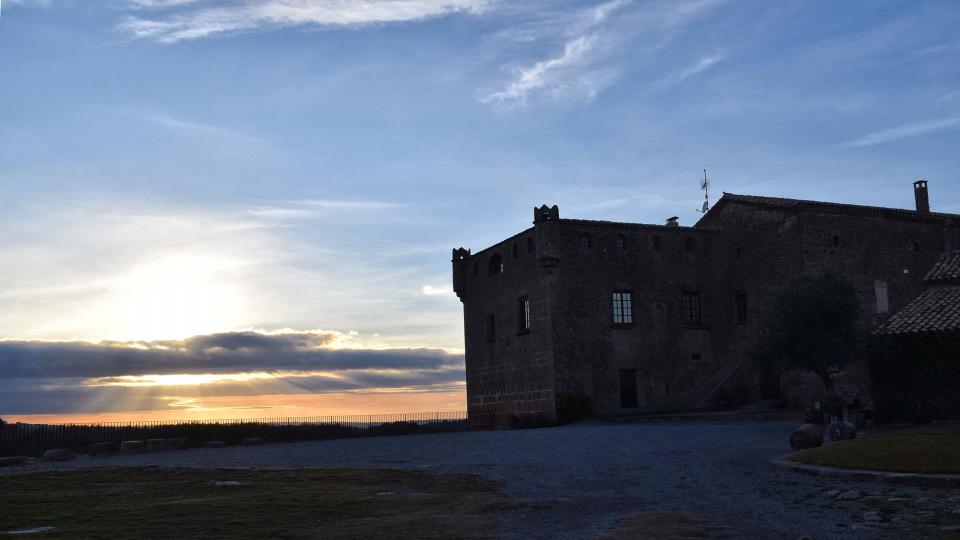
[
  {"left": 877, "top": 286, "right": 960, "bottom": 335},
  {"left": 924, "top": 252, "right": 960, "bottom": 284}
]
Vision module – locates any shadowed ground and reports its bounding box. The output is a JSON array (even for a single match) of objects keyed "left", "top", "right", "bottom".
[{"left": 4, "top": 420, "right": 959, "bottom": 538}]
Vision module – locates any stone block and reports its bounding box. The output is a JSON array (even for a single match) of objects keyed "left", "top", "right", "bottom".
[
  {"left": 41, "top": 448, "right": 76, "bottom": 462},
  {"left": 241, "top": 437, "right": 264, "bottom": 446},
  {"left": 89, "top": 442, "right": 117, "bottom": 457},
  {"left": 120, "top": 440, "right": 146, "bottom": 454},
  {"left": 203, "top": 440, "right": 226, "bottom": 448}
]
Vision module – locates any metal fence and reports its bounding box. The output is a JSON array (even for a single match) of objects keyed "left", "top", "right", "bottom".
[{"left": 0, "top": 411, "right": 480, "bottom": 458}]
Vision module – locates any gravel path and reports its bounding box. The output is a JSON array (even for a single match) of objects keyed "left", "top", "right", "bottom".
[{"left": 5, "top": 420, "right": 959, "bottom": 539}]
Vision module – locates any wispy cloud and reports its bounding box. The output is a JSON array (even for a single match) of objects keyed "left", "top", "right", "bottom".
[
  {"left": 480, "top": 0, "right": 724, "bottom": 108},
  {"left": 659, "top": 49, "right": 726, "bottom": 88},
  {"left": 119, "top": 0, "right": 491, "bottom": 43},
  {"left": 838, "top": 117, "right": 960, "bottom": 148}
]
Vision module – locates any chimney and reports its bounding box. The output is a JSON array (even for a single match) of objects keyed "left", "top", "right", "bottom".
[
  {"left": 914, "top": 180, "right": 929, "bottom": 213},
  {"left": 666, "top": 216, "right": 679, "bottom": 227}
]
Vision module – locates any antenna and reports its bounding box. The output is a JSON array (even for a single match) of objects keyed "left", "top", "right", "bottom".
[{"left": 696, "top": 169, "right": 710, "bottom": 214}]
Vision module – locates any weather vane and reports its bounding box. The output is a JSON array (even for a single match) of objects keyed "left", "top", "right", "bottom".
[{"left": 697, "top": 169, "right": 710, "bottom": 214}]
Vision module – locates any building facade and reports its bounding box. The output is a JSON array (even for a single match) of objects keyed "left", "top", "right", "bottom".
[{"left": 452, "top": 181, "right": 958, "bottom": 425}]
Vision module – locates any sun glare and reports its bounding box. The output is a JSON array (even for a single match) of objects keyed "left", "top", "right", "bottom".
[{"left": 95, "top": 254, "right": 251, "bottom": 341}]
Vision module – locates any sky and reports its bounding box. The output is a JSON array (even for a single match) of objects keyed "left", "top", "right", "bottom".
[{"left": 1, "top": 0, "right": 958, "bottom": 422}]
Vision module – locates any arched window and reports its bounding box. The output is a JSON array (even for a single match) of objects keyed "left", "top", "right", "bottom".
[
  {"left": 488, "top": 253, "right": 503, "bottom": 276},
  {"left": 512, "top": 243, "right": 519, "bottom": 258},
  {"left": 616, "top": 234, "right": 626, "bottom": 250},
  {"left": 527, "top": 237, "right": 534, "bottom": 254}
]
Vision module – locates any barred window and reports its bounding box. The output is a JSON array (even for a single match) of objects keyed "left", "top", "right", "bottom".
[
  {"left": 734, "top": 292, "right": 747, "bottom": 324},
  {"left": 517, "top": 296, "right": 531, "bottom": 333},
  {"left": 612, "top": 291, "right": 633, "bottom": 325},
  {"left": 681, "top": 292, "right": 702, "bottom": 325},
  {"left": 580, "top": 233, "right": 592, "bottom": 249}
]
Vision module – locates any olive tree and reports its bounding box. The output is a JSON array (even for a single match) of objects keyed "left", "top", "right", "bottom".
[{"left": 757, "top": 271, "right": 863, "bottom": 393}]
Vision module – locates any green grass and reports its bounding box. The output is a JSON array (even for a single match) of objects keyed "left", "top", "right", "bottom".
[
  {"left": 787, "top": 423, "right": 960, "bottom": 474},
  {"left": 0, "top": 468, "right": 511, "bottom": 539}
]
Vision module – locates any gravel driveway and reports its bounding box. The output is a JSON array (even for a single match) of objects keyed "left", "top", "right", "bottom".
[{"left": 5, "top": 420, "right": 959, "bottom": 538}]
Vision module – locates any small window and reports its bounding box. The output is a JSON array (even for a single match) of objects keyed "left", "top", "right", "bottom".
[
  {"left": 512, "top": 243, "right": 519, "bottom": 259},
  {"left": 734, "top": 292, "right": 747, "bottom": 324},
  {"left": 472, "top": 262, "right": 478, "bottom": 276},
  {"left": 691, "top": 353, "right": 702, "bottom": 361},
  {"left": 517, "top": 296, "right": 530, "bottom": 334},
  {"left": 615, "top": 234, "right": 626, "bottom": 250},
  {"left": 485, "top": 314, "right": 496, "bottom": 342},
  {"left": 612, "top": 291, "right": 633, "bottom": 325},
  {"left": 832, "top": 235, "right": 841, "bottom": 247},
  {"left": 580, "top": 233, "right": 592, "bottom": 249},
  {"left": 913, "top": 241, "right": 920, "bottom": 252},
  {"left": 736, "top": 248, "right": 743, "bottom": 260},
  {"left": 488, "top": 253, "right": 503, "bottom": 276},
  {"left": 527, "top": 237, "right": 534, "bottom": 254},
  {"left": 685, "top": 237, "right": 696, "bottom": 253},
  {"left": 681, "top": 291, "right": 702, "bottom": 325},
  {"left": 619, "top": 369, "right": 638, "bottom": 408},
  {"left": 651, "top": 235, "right": 661, "bottom": 252}
]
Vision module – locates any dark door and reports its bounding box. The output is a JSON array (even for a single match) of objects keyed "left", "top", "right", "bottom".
[
  {"left": 619, "top": 369, "right": 638, "bottom": 408},
  {"left": 760, "top": 370, "right": 781, "bottom": 400}
]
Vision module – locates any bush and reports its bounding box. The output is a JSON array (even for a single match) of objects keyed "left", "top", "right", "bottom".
[
  {"left": 556, "top": 392, "right": 592, "bottom": 423},
  {"left": 869, "top": 334, "right": 960, "bottom": 423}
]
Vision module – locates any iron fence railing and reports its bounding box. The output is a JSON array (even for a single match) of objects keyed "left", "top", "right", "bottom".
[{"left": 0, "top": 411, "right": 486, "bottom": 458}]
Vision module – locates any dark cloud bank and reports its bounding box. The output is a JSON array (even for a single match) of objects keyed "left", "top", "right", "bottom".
[{"left": 0, "top": 331, "right": 464, "bottom": 416}]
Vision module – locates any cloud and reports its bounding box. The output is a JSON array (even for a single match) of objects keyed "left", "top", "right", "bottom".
[
  {"left": 145, "top": 112, "right": 264, "bottom": 144},
  {"left": 0, "top": 331, "right": 465, "bottom": 416},
  {"left": 0, "top": 331, "right": 462, "bottom": 379},
  {"left": 838, "top": 117, "right": 960, "bottom": 148},
  {"left": 480, "top": 0, "right": 725, "bottom": 108},
  {"left": 421, "top": 284, "right": 453, "bottom": 296},
  {"left": 662, "top": 49, "right": 726, "bottom": 88},
  {"left": 118, "top": 0, "right": 491, "bottom": 43}
]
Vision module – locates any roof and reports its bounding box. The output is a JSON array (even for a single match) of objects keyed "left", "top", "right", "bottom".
[
  {"left": 924, "top": 252, "right": 960, "bottom": 284},
  {"left": 876, "top": 286, "right": 960, "bottom": 335},
  {"left": 697, "top": 193, "right": 959, "bottom": 227}
]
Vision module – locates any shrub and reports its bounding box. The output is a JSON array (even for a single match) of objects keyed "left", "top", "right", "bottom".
[{"left": 869, "top": 334, "right": 960, "bottom": 423}]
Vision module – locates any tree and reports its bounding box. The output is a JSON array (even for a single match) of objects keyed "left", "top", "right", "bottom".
[{"left": 757, "top": 271, "right": 862, "bottom": 393}]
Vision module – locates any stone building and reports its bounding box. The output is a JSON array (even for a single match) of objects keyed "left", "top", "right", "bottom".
[{"left": 452, "top": 181, "right": 958, "bottom": 425}]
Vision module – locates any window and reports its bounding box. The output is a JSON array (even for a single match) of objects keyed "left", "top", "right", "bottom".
[
  {"left": 472, "top": 262, "right": 478, "bottom": 276},
  {"left": 913, "top": 241, "right": 920, "bottom": 252},
  {"left": 874, "top": 280, "right": 889, "bottom": 314},
  {"left": 512, "top": 243, "right": 519, "bottom": 259},
  {"left": 485, "top": 314, "right": 496, "bottom": 342},
  {"left": 488, "top": 253, "right": 503, "bottom": 276},
  {"left": 734, "top": 292, "right": 747, "bottom": 324},
  {"left": 681, "top": 292, "right": 702, "bottom": 325},
  {"left": 685, "top": 237, "right": 696, "bottom": 253},
  {"left": 580, "top": 233, "right": 592, "bottom": 249},
  {"left": 612, "top": 291, "right": 633, "bottom": 325},
  {"left": 651, "top": 235, "right": 661, "bottom": 252},
  {"left": 527, "top": 237, "right": 534, "bottom": 254},
  {"left": 619, "top": 369, "right": 638, "bottom": 408},
  {"left": 517, "top": 296, "right": 530, "bottom": 334},
  {"left": 736, "top": 248, "right": 743, "bottom": 260},
  {"left": 691, "top": 353, "right": 702, "bottom": 361},
  {"left": 832, "top": 235, "right": 841, "bottom": 247},
  {"left": 616, "top": 234, "right": 626, "bottom": 250}
]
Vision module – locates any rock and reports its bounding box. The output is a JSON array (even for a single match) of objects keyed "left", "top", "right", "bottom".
[
  {"left": 41, "top": 448, "right": 76, "bottom": 462},
  {"left": 146, "top": 439, "right": 172, "bottom": 452},
  {"left": 828, "top": 421, "right": 857, "bottom": 441},
  {"left": 241, "top": 437, "right": 264, "bottom": 446},
  {"left": 837, "top": 489, "right": 863, "bottom": 501},
  {"left": 167, "top": 437, "right": 190, "bottom": 450},
  {"left": 0, "top": 456, "right": 28, "bottom": 467},
  {"left": 208, "top": 480, "right": 244, "bottom": 487},
  {"left": 120, "top": 440, "right": 146, "bottom": 455},
  {"left": 203, "top": 440, "right": 226, "bottom": 448},
  {"left": 789, "top": 423, "right": 824, "bottom": 451},
  {"left": 89, "top": 442, "right": 117, "bottom": 457}
]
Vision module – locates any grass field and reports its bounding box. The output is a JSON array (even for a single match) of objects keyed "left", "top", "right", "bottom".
[
  {"left": 787, "top": 423, "right": 960, "bottom": 474},
  {"left": 0, "top": 468, "right": 511, "bottom": 539}
]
